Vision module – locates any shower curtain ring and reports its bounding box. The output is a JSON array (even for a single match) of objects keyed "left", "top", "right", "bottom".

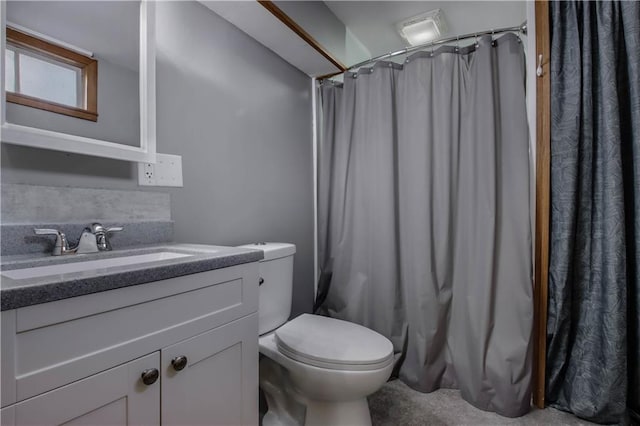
[
  {"left": 455, "top": 36, "right": 460, "bottom": 53},
  {"left": 516, "top": 27, "right": 523, "bottom": 43},
  {"left": 430, "top": 41, "right": 435, "bottom": 57},
  {"left": 474, "top": 34, "right": 479, "bottom": 49},
  {"left": 491, "top": 29, "right": 497, "bottom": 47},
  {"left": 517, "top": 24, "right": 524, "bottom": 43}
]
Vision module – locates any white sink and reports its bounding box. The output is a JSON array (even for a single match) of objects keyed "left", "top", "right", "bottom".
[{"left": 2, "top": 251, "right": 193, "bottom": 280}]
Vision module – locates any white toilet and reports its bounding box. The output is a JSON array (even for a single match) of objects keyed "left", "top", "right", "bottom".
[{"left": 238, "top": 243, "right": 394, "bottom": 426}]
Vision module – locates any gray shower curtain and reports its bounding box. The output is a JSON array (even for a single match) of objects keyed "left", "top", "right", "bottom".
[
  {"left": 546, "top": 2, "right": 640, "bottom": 424},
  {"left": 317, "top": 33, "right": 533, "bottom": 417}
]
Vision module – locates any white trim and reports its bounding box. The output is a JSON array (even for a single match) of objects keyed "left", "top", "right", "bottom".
[
  {"left": 312, "top": 77, "right": 319, "bottom": 299},
  {"left": 139, "top": 0, "right": 156, "bottom": 161},
  {"left": 1, "top": 0, "right": 6, "bottom": 128},
  {"left": 1, "top": 123, "right": 154, "bottom": 163},
  {"left": 526, "top": 1, "right": 536, "bottom": 275},
  {"left": 6, "top": 22, "right": 94, "bottom": 58},
  {"left": 0, "top": 1, "right": 156, "bottom": 164}
]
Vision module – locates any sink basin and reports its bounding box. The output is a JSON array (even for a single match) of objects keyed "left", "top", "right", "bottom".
[{"left": 2, "top": 251, "right": 193, "bottom": 280}]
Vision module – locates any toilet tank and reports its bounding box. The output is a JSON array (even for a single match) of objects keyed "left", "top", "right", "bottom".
[{"left": 238, "top": 243, "right": 296, "bottom": 335}]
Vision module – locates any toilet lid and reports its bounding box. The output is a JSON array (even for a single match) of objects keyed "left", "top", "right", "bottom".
[{"left": 274, "top": 314, "right": 394, "bottom": 371}]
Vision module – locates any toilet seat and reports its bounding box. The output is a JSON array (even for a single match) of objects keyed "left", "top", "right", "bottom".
[{"left": 274, "top": 314, "right": 394, "bottom": 371}]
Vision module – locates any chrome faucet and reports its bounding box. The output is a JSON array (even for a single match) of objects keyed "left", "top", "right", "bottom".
[{"left": 34, "top": 223, "right": 123, "bottom": 256}]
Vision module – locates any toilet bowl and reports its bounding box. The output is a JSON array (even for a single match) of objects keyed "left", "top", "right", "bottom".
[{"left": 238, "top": 243, "right": 394, "bottom": 426}]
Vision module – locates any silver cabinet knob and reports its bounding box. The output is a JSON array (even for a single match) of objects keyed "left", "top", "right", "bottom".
[
  {"left": 141, "top": 368, "right": 159, "bottom": 385},
  {"left": 171, "top": 355, "right": 188, "bottom": 371}
]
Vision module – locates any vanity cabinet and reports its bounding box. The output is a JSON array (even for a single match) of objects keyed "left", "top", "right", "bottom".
[{"left": 0, "top": 262, "right": 259, "bottom": 425}]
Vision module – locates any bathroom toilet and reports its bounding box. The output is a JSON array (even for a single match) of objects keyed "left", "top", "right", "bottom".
[{"left": 238, "top": 243, "right": 394, "bottom": 426}]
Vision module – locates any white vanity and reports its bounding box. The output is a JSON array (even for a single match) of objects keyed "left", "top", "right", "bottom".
[{"left": 0, "top": 244, "right": 261, "bottom": 426}]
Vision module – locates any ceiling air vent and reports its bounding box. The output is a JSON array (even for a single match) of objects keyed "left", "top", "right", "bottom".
[{"left": 396, "top": 9, "right": 447, "bottom": 46}]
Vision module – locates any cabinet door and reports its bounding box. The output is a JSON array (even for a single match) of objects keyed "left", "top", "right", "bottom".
[
  {"left": 162, "top": 313, "right": 258, "bottom": 426},
  {"left": 12, "top": 352, "right": 160, "bottom": 426},
  {"left": 1, "top": 405, "right": 15, "bottom": 426}
]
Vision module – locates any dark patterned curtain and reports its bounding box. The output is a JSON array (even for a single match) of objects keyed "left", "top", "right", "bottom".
[{"left": 546, "top": 1, "right": 640, "bottom": 424}]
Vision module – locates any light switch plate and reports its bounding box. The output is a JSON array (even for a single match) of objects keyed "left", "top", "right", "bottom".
[{"left": 138, "top": 153, "right": 183, "bottom": 187}]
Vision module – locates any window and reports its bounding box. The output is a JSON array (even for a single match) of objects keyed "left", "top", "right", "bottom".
[{"left": 5, "top": 27, "right": 98, "bottom": 121}]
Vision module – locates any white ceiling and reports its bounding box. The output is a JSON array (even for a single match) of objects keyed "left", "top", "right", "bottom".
[
  {"left": 325, "top": 1, "right": 527, "bottom": 60},
  {"left": 6, "top": 1, "right": 140, "bottom": 72},
  {"left": 201, "top": 1, "right": 339, "bottom": 76}
]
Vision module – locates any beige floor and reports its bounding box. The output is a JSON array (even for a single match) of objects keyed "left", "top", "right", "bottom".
[{"left": 368, "top": 380, "right": 597, "bottom": 426}]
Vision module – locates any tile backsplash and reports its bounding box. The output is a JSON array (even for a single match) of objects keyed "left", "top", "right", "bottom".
[
  {"left": 1, "top": 184, "right": 173, "bottom": 256},
  {"left": 1, "top": 184, "right": 170, "bottom": 224}
]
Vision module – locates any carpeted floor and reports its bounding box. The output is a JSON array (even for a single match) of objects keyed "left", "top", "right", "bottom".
[{"left": 368, "top": 380, "right": 597, "bottom": 426}]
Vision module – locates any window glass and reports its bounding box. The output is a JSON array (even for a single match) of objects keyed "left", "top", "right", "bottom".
[
  {"left": 4, "top": 28, "right": 98, "bottom": 121},
  {"left": 5, "top": 49, "right": 15, "bottom": 92},
  {"left": 18, "top": 51, "right": 80, "bottom": 107}
]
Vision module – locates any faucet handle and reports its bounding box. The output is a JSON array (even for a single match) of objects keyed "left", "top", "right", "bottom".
[
  {"left": 90, "top": 223, "right": 105, "bottom": 234},
  {"left": 90, "top": 223, "right": 123, "bottom": 251},
  {"left": 90, "top": 223, "right": 123, "bottom": 234},
  {"left": 33, "top": 228, "right": 71, "bottom": 256},
  {"left": 34, "top": 228, "right": 64, "bottom": 236}
]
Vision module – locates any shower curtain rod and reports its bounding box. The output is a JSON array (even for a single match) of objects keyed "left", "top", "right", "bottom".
[
  {"left": 348, "top": 22, "right": 527, "bottom": 70},
  {"left": 319, "top": 21, "right": 527, "bottom": 79}
]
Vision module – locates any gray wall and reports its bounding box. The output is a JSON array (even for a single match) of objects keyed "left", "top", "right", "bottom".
[{"left": 1, "top": 0, "right": 315, "bottom": 317}]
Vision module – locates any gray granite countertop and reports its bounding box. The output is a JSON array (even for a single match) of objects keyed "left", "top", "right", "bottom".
[{"left": 0, "top": 243, "right": 264, "bottom": 311}]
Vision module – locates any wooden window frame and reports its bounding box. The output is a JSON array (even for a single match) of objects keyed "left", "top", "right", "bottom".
[{"left": 5, "top": 27, "right": 98, "bottom": 121}]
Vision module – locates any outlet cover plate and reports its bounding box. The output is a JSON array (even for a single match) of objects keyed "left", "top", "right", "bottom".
[{"left": 138, "top": 153, "right": 183, "bottom": 187}]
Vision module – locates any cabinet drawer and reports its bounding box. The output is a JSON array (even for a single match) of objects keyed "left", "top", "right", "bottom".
[{"left": 4, "top": 263, "right": 258, "bottom": 403}]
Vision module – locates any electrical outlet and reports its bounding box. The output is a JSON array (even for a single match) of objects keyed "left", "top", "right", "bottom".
[
  {"left": 138, "top": 153, "right": 183, "bottom": 187},
  {"left": 138, "top": 162, "right": 155, "bottom": 186}
]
